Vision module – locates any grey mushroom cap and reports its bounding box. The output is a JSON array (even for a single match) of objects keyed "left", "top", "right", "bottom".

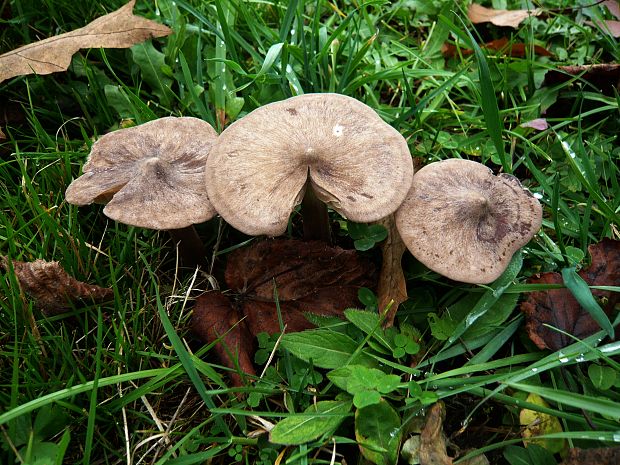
[
  {"left": 65, "top": 117, "right": 218, "bottom": 230},
  {"left": 395, "top": 159, "right": 542, "bottom": 284},
  {"left": 205, "top": 93, "right": 414, "bottom": 236}
]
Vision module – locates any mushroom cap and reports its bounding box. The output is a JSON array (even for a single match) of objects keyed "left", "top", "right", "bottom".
[
  {"left": 205, "top": 93, "right": 413, "bottom": 236},
  {"left": 65, "top": 117, "right": 218, "bottom": 230},
  {"left": 395, "top": 159, "right": 542, "bottom": 284}
]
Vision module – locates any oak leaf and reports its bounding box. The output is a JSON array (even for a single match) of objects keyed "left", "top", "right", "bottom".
[
  {"left": 0, "top": 0, "right": 171, "bottom": 83},
  {"left": 521, "top": 239, "right": 619, "bottom": 350},
  {"left": 1, "top": 256, "right": 113, "bottom": 315},
  {"left": 468, "top": 4, "right": 542, "bottom": 28}
]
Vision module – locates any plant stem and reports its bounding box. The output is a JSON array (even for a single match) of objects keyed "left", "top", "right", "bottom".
[
  {"left": 301, "top": 184, "right": 331, "bottom": 243},
  {"left": 167, "top": 226, "right": 207, "bottom": 269}
]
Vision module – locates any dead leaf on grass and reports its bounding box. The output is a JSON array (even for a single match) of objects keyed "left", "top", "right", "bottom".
[
  {"left": 519, "top": 393, "right": 565, "bottom": 453},
  {"left": 604, "top": 0, "right": 620, "bottom": 19},
  {"left": 559, "top": 447, "right": 620, "bottom": 465},
  {"left": 419, "top": 402, "right": 453, "bottom": 465},
  {"left": 0, "top": 0, "right": 171, "bottom": 83},
  {"left": 192, "top": 239, "right": 376, "bottom": 384},
  {"left": 468, "top": 4, "right": 542, "bottom": 28},
  {"left": 520, "top": 118, "right": 549, "bottom": 131},
  {"left": 543, "top": 64, "right": 620, "bottom": 93},
  {"left": 585, "top": 19, "right": 620, "bottom": 37},
  {"left": 442, "top": 37, "right": 552, "bottom": 58},
  {"left": 192, "top": 292, "right": 255, "bottom": 386},
  {"left": 0, "top": 256, "right": 113, "bottom": 315},
  {"left": 521, "top": 239, "right": 619, "bottom": 350},
  {"left": 377, "top": 215, "right": 408, "bottom": 327}
]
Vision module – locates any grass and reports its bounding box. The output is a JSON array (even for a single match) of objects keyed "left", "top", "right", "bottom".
[{"left": 1, "top": 0, "right": 619, "bottom": 464}]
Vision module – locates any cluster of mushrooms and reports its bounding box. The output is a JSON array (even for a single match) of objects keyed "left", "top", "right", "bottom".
[{"left": 66, "top": 93, "right": 542, "bottom": 285}]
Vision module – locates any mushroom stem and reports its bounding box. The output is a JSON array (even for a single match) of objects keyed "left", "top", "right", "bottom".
[
  {"left": 301, "top": 185, "right": 331, "bottom": 243},
  {"left": 167, "top": 226, "right": 207, "bottom": 269}
]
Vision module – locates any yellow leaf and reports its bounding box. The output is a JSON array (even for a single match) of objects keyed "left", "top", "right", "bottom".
[{"left": 519, "top": 393, "right": 566, "bottom": 454}]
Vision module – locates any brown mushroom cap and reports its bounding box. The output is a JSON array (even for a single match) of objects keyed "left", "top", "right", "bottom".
[
  {"left": 205, "top": 93, "right": 413, "bottom": 236},
  {"left": 395, "top": 159, "right": 542, "bottom": 284},
  {"left": 65, "top": 117, "right": 217, "bottom": 230}
]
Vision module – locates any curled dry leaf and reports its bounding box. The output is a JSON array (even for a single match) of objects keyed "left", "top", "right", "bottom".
[
  {"left": 1, "top": 256, "right": 113, "bottom": 315},
  {"left": 468, "top": 4, "right": 542, "bottom": 28},
  {"left": 192, "top": 239, "right": 376, "bottom": 384},
  {"left": 192, "top": 292, "right": 255, "bottom": 386},
  {"left": 376, "top": 215, "right": 408, "bottom": 327},
  {"left": 419, "top": 402, "right": 453, "bottom": 465},
  {"left": 0, "top": 0, "right": 171, "bottom": 83},
  {"left": 521, "top": 239, "right": 619, "bottom": 350},
  {"left": 559, "top": 447, "right": 620, "bottom": 465}
]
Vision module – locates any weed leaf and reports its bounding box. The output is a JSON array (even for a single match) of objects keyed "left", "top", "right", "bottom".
[{"left": 269, "top": 400, "right": 352, "bottom": 445}]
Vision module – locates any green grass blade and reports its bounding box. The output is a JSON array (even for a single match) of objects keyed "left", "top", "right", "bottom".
[{"left": 561, "top": 267, "right": 614, "bottom": 338}]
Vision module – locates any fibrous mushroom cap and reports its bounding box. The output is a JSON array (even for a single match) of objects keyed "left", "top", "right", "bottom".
[
  {"left": 205, "top": 93, "right": 414, "bottom": 236},
  {"left": 65, "top": 117, "right": 217, "bottom": 230},
  {"left": 395, "top": 159, "right": 542, "bottom": 284}
]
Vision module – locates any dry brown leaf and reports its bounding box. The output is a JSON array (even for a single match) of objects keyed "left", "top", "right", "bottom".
[
  {"left": 192, "top": 292, "right": 255, "bottom": 387},
  {"left": 377, "top": 215, "right": 408, "bottom": 327},
  {"left": 586, "top": 19, "right": 620, "bottom": 37},
  {"left": 227, "top": 238, "right": 376, "bottom": 336},
  {"left": 543, "top": 64, "right": 620, "bottom": 94},
  {"left": 192, "top": 239, "right": 377, "bottom": 385},
  {"left": 604, "top": 0, "right": 620, "bottom": 20},
  {"left": 419, "top": 402, "right": 453, "bottom": 465},
  {"left": 559, "top": 447, "right": 620, "bottom": 465},
  {"left": 1, "top": 256, "right": 113, "bottom": 315},
  {"left": 442, "top": 37, "right": 553, "bottom": 58},
  {"left": 521, "top": 239, "right": 619, "bottom": 350},
  {"left": 468, "top": 4, "right": 542, "bottom": 28},
  {"left": 0, "top": 0, "right": 171, "bottom": 83}
]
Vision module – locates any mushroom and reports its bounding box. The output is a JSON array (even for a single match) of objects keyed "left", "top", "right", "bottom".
[
  {"left": 205, "top": 93, "right": 413, "bottom": 241},
  {"left": 65, "top": 117, "right": 217, "bottom": 268},
  {"left": 395, "top": 159, "right": 542, "bottom": 284}
]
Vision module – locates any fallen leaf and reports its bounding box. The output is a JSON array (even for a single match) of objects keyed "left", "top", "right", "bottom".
[
  {"left": 192, "top": 292, "right": 255, "bottom": 386},
  {"left": 585, "top": 19, "right": 620, "bottom": 37},
  {"left": 521, "top": 239, "right": 619, "bottom": 350},
  {"left": 520, "top": 118, "right": 549, "bottom": 131},
  {"left": 376, "top": 215, "right": 408, "bottom": 327},
  {"left": 604, "top": 0, "right": 620, "bottom": 20},
  {"left": 225, "top": 239, "right": 375, "bottom": 332},
  {"left": 468, "top": 4, "right": 542, "bottom": 28},
  {"left": 543, "top": 64, "right": 620, "bottom": 94},
  {"left": 419, "top": 402, "right": 453, "bottom": 465},
  {"left": 192, "top": 239, "right": 376, "bottom": 384},
  {"left": 1, "top": 256, "right": 113, "bottom": 315},
  {"left": 519, "top": 393, "right": 565, "bottom": 453},
  {"left": 559, "top": 447, "right": 620, "bottom": 465},
  {"left": 442, "top": 37, "right": 552, "bottom": 58},
  {"left": 0, "top": 0, "right": 171, "bottom": 83}
]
